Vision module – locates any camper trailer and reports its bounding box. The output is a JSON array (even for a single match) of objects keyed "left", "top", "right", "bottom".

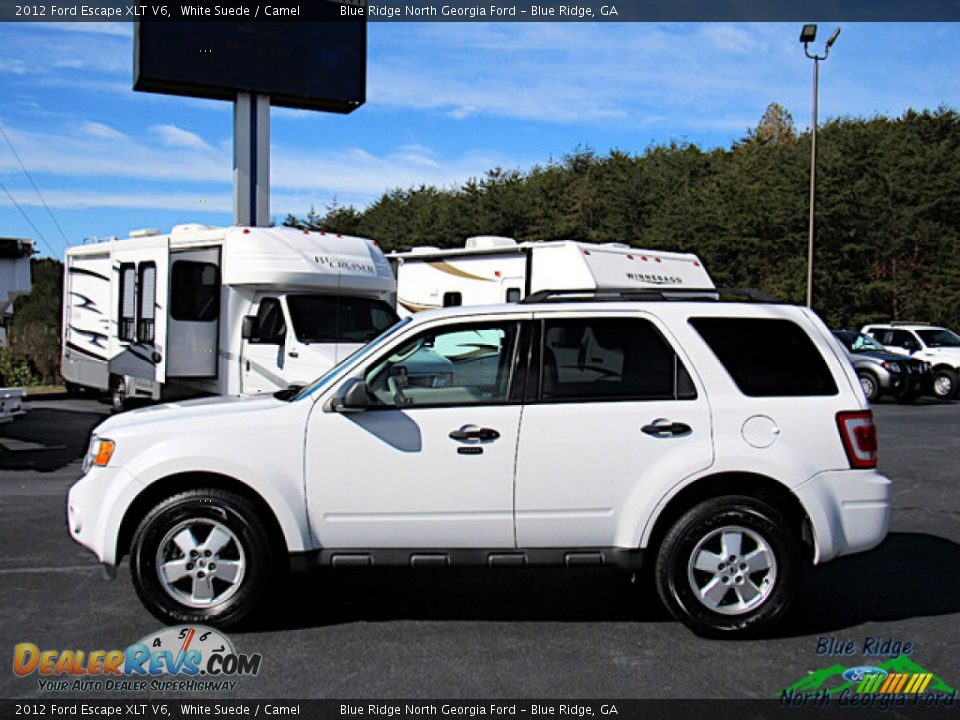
[
  {"left": 62, "top": 225, "right": 397, "bottom": 410},
  {"left": 389, "top": 236, "right": 714, "bottom": 316},
  {"left": 0, "top": 237, "right": 33, "bottom": 422}
]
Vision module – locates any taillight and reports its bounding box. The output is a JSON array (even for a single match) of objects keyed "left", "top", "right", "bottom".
[{"left": 836, "top": 411, "right": 878, "bottom": 469}]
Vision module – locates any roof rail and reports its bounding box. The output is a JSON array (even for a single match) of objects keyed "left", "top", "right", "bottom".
[
  {"left": 887, "top": 320, "right": 931, "bottom": 326},
  {"left": 519, "top": 287, "right": 781, "bottom": 305}
]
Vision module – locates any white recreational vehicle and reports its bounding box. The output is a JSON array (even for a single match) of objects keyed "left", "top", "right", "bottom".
[
  {"left": 389, "top": 236, "right": 714, "bottom": 315},
  {"left": 62, "top": 224, "right": 397, "bottom": 409},
  {"left": 0, "top": 237, "right": 33, "bottom": 422}
]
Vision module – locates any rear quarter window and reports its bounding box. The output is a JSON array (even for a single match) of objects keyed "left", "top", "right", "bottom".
[{"left": 690, "top": 317, "right": 838, "bottom": 397}]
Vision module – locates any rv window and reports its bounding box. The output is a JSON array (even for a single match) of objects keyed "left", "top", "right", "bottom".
[
  {"left": 506, "top": 288, "right": 522, "bottom": 304},
  {"left": 250, "top": 297, "right": 286, "bottom": 345},
  {"left": 443, "top": 292, "right": 462, "bottom": 308},
  {"left": 286, "top": 295, "right": 398, "bottom": 344},
  {"left": 171, "top": 261, "right": 220, "bottom": 322},
  {"left": 137, "top": 262, "right": 157, "bottom": 344},
  {"left": 118, "top": 263, "right": 136, "bottom": 342},
  {"left": 538, "top": 318, "right": 694, "bottom": 402}
]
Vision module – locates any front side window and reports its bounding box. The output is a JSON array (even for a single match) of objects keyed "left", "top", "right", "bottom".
[
  {"left": 136, "top": 262, "right": 156, "bottom": 344},
  {"left": 250, "top": 297, "right": 286, "bottom": 345},
  {"left": 171, "top": 261, "right": 219, "bottom": 322},
  {"left": 539, "top": 317, "right": 695, "bottom": 402},
  {"left": 365, "top": 322, "right": 519, "bottom": 408},
  {"left": 889, "top": 329, "right": 920, "bottom": 350},
  {"left": 286, "top": 295, "right": 398, "bottom": 344},
  {"left": 691, "top": 317, "right": 837, "bottom": 397}
]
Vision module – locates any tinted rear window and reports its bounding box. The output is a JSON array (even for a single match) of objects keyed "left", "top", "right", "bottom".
[{"left": 690, "top": 317, "right": 837, "bottom": 397}]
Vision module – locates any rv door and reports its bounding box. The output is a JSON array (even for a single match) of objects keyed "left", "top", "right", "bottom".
[{"left": 109, "top": 237, "right": 168, "bottom": 386}]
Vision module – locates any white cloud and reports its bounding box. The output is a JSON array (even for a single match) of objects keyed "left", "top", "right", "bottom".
[
  {"left": 80, "top": 121, "right": 127, "bottom": 141},
  {"left": 150, "top": 124, "right": 212, "bottom": 151}
]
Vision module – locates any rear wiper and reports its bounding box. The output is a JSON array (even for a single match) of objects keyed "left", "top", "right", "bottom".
[{"left": 274, "top": 384, "right": 304, "bottom": 402}]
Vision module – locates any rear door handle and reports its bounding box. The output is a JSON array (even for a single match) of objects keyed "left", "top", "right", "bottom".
[
  {"left": 642, "top": 419, "right": 692, "bottom": 437},
  {"left": 449, "top": 425, "right": 501, "bottom": 442}
]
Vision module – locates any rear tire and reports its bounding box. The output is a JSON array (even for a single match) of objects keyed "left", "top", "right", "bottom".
[
  {"left": 857, "top": 371, "right": 880, "bottom": 402},
  {"left": 931, "top": 367, "right": 959, "bottom": 401},
  {"left": 655, "top": 495, "right": 802, "bottom": 638},
  {"left": 130, "top": 489, "right": 276, "bottom": 628}
]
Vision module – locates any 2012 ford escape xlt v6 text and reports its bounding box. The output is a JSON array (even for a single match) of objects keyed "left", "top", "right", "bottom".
[{"left": 68, "top": 288, "right": 890, "bottom": 637}]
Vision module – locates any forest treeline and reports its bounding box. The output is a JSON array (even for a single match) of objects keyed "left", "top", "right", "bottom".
[
  {"left": 3, "top": 105, "right": 959, "bottom": 386},
  {"left": 286, "top": 104, "right": 960, "bottom": 330}
]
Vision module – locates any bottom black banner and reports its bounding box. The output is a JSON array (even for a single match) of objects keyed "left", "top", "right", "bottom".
[{"left": 1, "top": 699, "right": 958, "bottom": 720}]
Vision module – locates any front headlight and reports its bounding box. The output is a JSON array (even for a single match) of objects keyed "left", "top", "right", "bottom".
[
  {"left": 82, "top": 437, "right": 116, "bottom": 474},
  {"left": 882, "top": 361, "right": 901, "bottom": 373}
]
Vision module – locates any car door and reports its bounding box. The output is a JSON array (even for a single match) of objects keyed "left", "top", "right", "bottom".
[
  {"left": 241, "top": 296, "right": 288, "bottom": 394},
  {"left": 514, "top": 312, "right": 714, "bottom": 548},
  {"left": 305, "top": 317, "right": 526, "bottom": 549}
]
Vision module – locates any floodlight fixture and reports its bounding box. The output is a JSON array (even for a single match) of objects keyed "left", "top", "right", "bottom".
[
  {"left": 800, "top": 24, "right": 817, "bottom": 43},
  {"left": 826, "top": 27, "right": 842, "bottom": 48}
]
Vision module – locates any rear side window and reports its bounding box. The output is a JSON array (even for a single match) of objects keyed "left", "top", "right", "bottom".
[
  {"left": 690, "top": 317, "right": 837, "bottom": 397},
  {"left": 539, "top": 318, "right": 696, "bottom": 402}
]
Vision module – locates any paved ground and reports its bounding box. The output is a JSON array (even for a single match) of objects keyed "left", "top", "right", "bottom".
[{"left": 1, "top": 396, "right": 958, "bottom": 700}]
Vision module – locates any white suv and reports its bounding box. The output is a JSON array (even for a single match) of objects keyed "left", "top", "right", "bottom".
[
  {"left": 861, "top": 322, "right": 960, "bottom": 400},
  {"left": 68, "top": 289, "right": 890, "bottom": 637}
]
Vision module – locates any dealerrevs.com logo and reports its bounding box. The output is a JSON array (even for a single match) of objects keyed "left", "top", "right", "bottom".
[{"left": 13, "top": 626, "right": 262, "bottom": 692}]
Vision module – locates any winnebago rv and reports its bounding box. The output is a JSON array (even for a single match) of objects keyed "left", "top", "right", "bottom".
[
  {"left": 62, "top": 225, "right": 397, "bottom": 410},
  {"left": 0, "top": 237, "right": 33, "bottom": 422},
  {"left": 389, "top": 236, "right": 714, "bottom": 316}
]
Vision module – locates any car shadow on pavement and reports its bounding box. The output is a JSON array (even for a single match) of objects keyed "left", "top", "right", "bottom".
[
  {"left": 781, "top": 532, "right": 960, "bottom": 636},
  {"left": 252, "top": 532, "right": 959, "bottom": 635},
  {"left": 0, "top": 407, "right": 102, "bottom": 472}
]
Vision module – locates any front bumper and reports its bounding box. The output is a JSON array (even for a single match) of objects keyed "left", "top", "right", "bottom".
[
  {"left": 795, "top": 469, "right": 891, "bottom": 564},
  {"left": 67, "top": 466, "right": 145, "bottom": 567}
]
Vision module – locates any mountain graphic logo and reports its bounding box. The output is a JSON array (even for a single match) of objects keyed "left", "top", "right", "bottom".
[{"left": 780, "top": 655, "right": 955, "bottom": 697}]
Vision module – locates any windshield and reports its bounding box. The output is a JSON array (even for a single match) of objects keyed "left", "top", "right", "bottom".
[
  {"left": 917, "top": 329, "right": 960, "bottom": 348},
  {"left": 286, "top": 295, "right": 398, "bottom": 344},
  {"left": 294, "top": 317, "right": 412, "bottom": 401},
  {"left": 835, "top": 331, "right": 887, "bottom": 353}
]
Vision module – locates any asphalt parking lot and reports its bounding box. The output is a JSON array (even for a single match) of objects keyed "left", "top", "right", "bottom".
[{"left": 1, "top": 396, "right": 959, "bottom": 700}]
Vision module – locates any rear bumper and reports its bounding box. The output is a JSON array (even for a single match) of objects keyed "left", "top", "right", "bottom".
[{"left": 795, "top": 469, "right": 891, "bottom": 564}]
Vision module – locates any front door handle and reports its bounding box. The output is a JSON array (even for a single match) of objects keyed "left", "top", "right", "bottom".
[
  {"left": 641, "top": 419, "right": 692, "bottom": 437},
  {"left": 449, "top": 425, "right": 501, "bottom": 442},
  {"left": 288, "top": 349, "right": 299, "bottom": 358}
]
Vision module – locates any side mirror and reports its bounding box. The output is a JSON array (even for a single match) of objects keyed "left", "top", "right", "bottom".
[
  {"left": 241, "top": 315, "right": 258, "bottom": 340},
  {"left": 330, "top": 378, "right": 374, "bottom": 413}
]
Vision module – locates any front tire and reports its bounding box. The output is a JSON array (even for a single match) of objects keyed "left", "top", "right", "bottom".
[
  {"left": 931, "top": 367, "right": 959, "bottom": 401},
  {"left": 655, "top": 495, "right": 802, "bottom": 637},
  {"left": 130, "top": 489, "right": 275, "bottom": 628}
]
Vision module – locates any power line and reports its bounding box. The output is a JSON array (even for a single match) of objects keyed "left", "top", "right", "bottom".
[
  {"left": 0, "top": 119, "right": 71, "bottom": 253},
  {"left": 0, "top": 177, "right": 58, "bottom": 258}
]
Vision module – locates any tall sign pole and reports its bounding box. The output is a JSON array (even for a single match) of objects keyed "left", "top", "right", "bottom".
[{"left": 234, "top": 93, "right": 270, "bottom": 227}]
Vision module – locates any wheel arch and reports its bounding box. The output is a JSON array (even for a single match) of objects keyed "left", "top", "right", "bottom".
[
  {"left": 116, "top": 471, "right": 291, "bottom": 567},
  {"left": 642, "top": 471, "right": 814, "bottom": 562}
]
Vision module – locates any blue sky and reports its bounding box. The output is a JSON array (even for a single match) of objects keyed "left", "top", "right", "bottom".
[{"left": 1, "top": 21, "right": 959, "bottom": 258}]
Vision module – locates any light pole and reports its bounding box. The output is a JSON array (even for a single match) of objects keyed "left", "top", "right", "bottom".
[{"left": 800, "top": 24, "right": 840, "bottom": 309}]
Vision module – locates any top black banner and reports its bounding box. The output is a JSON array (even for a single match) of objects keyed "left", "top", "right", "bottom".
[{"left": 1, "top": 0, "right": 958, "bottom": 22}]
